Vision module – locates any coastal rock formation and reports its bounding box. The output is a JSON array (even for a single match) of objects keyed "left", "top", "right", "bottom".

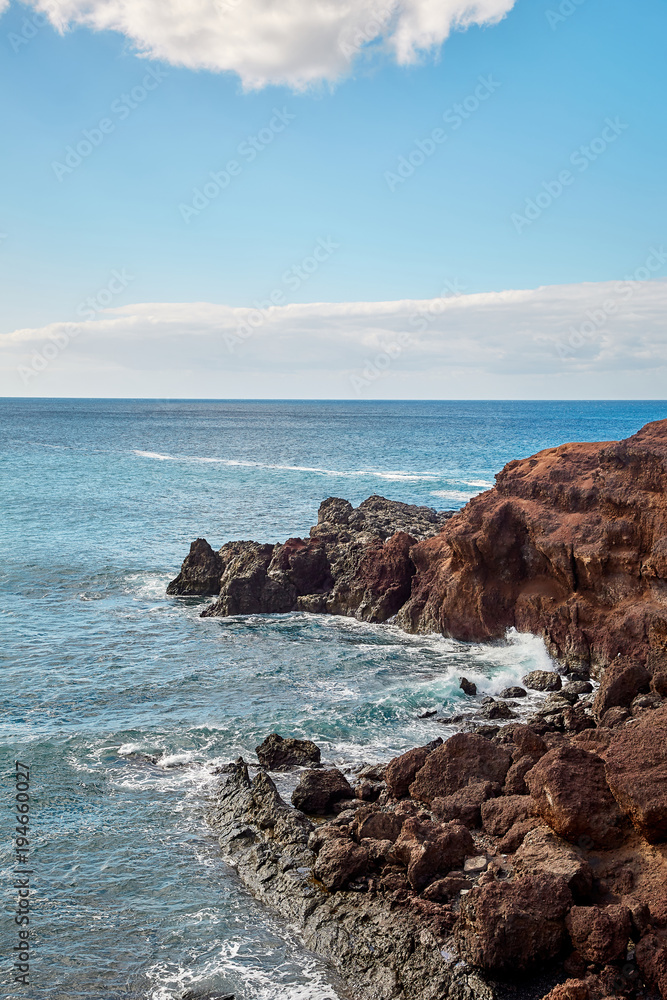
[
  {"left": 168, "top": 496, "right": 453, "bottom": 621},
  {"left": 179, "top": 419, "right": 667, "bottom": 1000},
  {"left": 210, "top": 688, "right": 667, "bottom": 1000},
  {"left": 169, "top": 420, "right": 667, "bottom": 695},
  {"left": 396, "top": 419, "right": 667, "bottom": 684}
]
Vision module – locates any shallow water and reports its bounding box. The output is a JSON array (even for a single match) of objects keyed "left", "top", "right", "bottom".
[{"left": 2, "top": 399, "right": 666, "bottom": 998}]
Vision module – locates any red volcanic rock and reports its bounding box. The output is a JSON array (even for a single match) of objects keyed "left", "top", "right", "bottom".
[
  {"left": 513, "top": 826, "right": 593, "bottom": 898},
  {"left": 391, "top": 816, "right": 474, "bottom": 890},
  {"left": 505, "top": 753, "right": 543, "bottom": 795},
  {"left": 421, "top": 873, "right": 471, "bottom": 902},
  {"left": 409, "top": 734, "right": 512, "bottom": 804},
  {"left": 455, "top": 872, "right": 573, "bottom": 972},
  {"left": 511, "top": 725, "right": 548, "bottom": 757},
  {"left": 338, "top": 531, "right": 419, "bottom": 623},
  {"left": 313, "top": 838, "right": 368, "bottom": 890},
  {"left": 396, "top": 420, "right": 667, "bottom": 687},
  {"left": 603, "top": 704, "right": 667, "bottom": 842},
  {"left": 173, "top": 422, "right": 667, "bottom": 707},
  {"left": 636, "top": 931, "right": 667, "bottom": 999},
  {"left": 431, "top": 780, "right": 501, "bottom": 828},
  {"left": 481, "top": 794, "right": 534, "bottom": 837},
  {"left": 539, "top": 980, "right": 589, "bottom": 1000},
  {"left": 384, "top": 741, "right": 441, "bottom": 799},
  {"left": 525, "top": 745, "right": 626, "bottom": 848},
  {"left": 352, "top": 807, "right": 402, "bottom": 843},
  {"left": 592, "top": 657, "right": 651, "bottom": 720},
  {"left": 566, "top": 904, "right": 632, "bottom": 964}
]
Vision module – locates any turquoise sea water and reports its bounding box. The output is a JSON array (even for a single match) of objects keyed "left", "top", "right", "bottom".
[{"left": 2, "top": 399, "right": 667, "bottom": 1000}]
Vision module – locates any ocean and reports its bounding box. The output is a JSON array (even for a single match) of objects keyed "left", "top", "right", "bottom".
[{"left": 2, "top": 398, "right": 666, "bottom": 1000}]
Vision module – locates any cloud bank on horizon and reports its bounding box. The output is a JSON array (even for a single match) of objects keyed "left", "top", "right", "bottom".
[
  {"left": 3, "top": 277, "right": 666, "bottom": 397},
  {"left": 8, "top": 0, "right": 516, "bottom": 88}
]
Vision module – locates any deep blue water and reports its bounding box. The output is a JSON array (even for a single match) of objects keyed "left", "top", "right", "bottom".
[{"left": 2, "top": 399, "right": 666, "bottom": 1000}]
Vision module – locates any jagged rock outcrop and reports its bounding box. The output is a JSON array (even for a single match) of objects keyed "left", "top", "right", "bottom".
[
  {"left": 396, "top": 419, "right": 667, "bottom": 685},
  {"left": 169, "top": 421, "right": 667, "bottom": 695},
  {"left": 209, "top": 759, "right": 494, "bottom": 1000},
  {"left": 210, "top": 695, "right": 667, "bottom": 1000},
  {"left": 168, "top": 495, "right": 453, "bottom": 622}
]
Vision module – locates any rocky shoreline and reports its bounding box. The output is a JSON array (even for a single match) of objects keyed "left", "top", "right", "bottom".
[{"left": 169, "top": 420, "right": 667, "bottom": 1000}]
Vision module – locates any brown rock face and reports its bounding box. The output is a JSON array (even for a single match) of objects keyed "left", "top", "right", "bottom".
[
  {"left": 636, "top": 931, "right": 667, "bottom": 999},
  {"left": 566, "top": 904, "right": 632, "bottom": 964},
  {"left": 603, "top": 704, "right": 667, "bottom": 842},
  {"left": 525, "top": 745, "right": 626, "bottom": 848},
  {"left": 395, "top": 419, "right": 667, "bottom": 680},
  {"left": 513, "top": 826, "right": 593, "bottom": 898},
  {"left": 408, "top": 734, "right": 512, "bottom": 805},
  {"left": 481, "top": 794, "right": 534, "bottom": 837},
  {"left": 171, "top": 422, "right": 667, "bottom": 707},
  {"left": 592, "top": 657, "right": 652, "bottom": 720},
  {"left": 255, "top": 733, "right": 321, "bottom": 771},
  {"left": 455, "top": 872, "right": 573, "bottom": 972}
]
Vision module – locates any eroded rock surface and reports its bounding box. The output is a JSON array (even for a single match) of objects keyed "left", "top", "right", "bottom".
[{"left": 168, "top": 496, "right": 453, "bottom": 623}]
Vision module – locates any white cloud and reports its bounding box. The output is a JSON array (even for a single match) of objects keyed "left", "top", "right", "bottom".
[
  {"left": 14, "top": 0, "right": 517, "bottom": 89},
  {"left": 2, "top": 278, "right": 667, "bottom": 398}
]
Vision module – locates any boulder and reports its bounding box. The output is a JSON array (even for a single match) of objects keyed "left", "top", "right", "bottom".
[
  {"left": 384, "top": 741, "right": 441, "bottom": 799},
  {"left": 505, "top": 753, "right": 543, "bottom": 795},
  {"left": 409, "top": 733, "right": 512, "bottom": 804},
  {"left": 566, "top": 904, "right": 632, "bottom": 964},
  {"left": 255, "top": 733, "right": 321, "bottom": 771},
  {"left": 481, "top": 795, "right": 534, "bottom": 837},
  {"left": 511, "top": 725, "right": 548, "bottom": 758},
  {"left": 460, "top": 677, "right": 477, "bottom": 696},
  {"left": 455, "top": 872, "right": 572, "bottom": 972},
  {"left": 352, "top": 807, "right": 402, "bottom": 843},
  {"left": 497, "top": 817, "right": 541, "bottom": 853},
  {"left": 313, "top": 838, "right": 368, "bottom": 890},
  {"left": 563, "top": 681, "right": 594, "bottom": 696},
  {"left": 523, "top": 671, "right": 562, "bottom": 692},
  {"left": 593, "top": 657, "right": 651, "bottom": 719},
  {"left": 431, "top": 780, "right": 501, "bottom": 828},
  {"left": 500, "top": 686, "right": 528, "bottom": 698},
  {"left": 603, "top": 704, "right": 667, "bottom": 842},
  {"left": 525, "top": 745, "right": 626, "bottom": 848},
  {"left": 478, "top": 700, "right": 516, "bottom": 720},
  {"left": 291, "top": 768, "right": 353, "bottom": 816},
  {"left": 391, "top": 817, "right": 474, "bottom": 890},
  {"left": 513, "top": 826, "right": 593, "bottom": 898}
]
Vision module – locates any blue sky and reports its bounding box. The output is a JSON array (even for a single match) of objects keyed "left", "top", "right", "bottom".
[{"left": 0, "top": 0, "right": 666, "bottom": 397}]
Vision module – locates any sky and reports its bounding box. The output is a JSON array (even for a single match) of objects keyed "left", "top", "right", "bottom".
[{"left": 0, "top": 0, "right": 666, "bottom": 398}]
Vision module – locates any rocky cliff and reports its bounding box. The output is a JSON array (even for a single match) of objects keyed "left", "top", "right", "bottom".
[{"left": 168, "top": 420, "right": 667, "bottom": 699}]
